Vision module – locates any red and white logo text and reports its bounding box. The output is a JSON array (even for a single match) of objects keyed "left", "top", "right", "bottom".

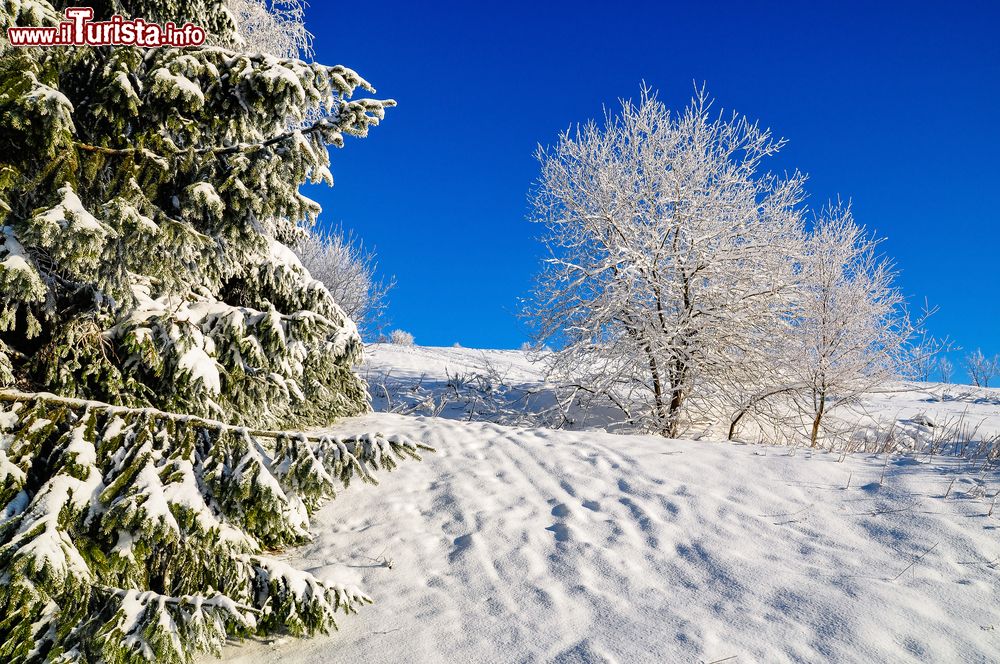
[{"left": 7, "top": 7, "right": 206, "bottom": 48}]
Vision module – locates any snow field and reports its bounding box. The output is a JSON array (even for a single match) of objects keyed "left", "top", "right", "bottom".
[{"left": 218, "top": 406, "right": 999, "bottom": 663}]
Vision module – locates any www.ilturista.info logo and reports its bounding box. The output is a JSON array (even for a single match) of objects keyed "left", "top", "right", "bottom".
[{"left": 6, "top": 7, "right": 206, "bottom": 47}]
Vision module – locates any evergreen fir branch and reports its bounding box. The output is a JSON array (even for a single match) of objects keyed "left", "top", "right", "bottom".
[
  {"left": 0, "top": 389, "right": 434, "bottom": 453},
  {"left": 96, "top": 584, "right": 264, "bottom": 616},
  {"left": 0, "top": 390, "right": 430, "bottom": 661},
  {"left": 72, "top": 101, "right": 394, "bottom": 160}
]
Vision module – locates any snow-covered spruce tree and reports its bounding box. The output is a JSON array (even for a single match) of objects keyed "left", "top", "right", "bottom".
[{"left": 0, "top": 2, "right": 427, "bottom": 661}]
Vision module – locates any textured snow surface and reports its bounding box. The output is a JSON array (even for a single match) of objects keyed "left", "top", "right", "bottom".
[
  {"left": 364, "top": 344, "right": 544, "bottom": 384},
  {"left": 214, "top": 347, "right": 1000, "bottom": 663}
]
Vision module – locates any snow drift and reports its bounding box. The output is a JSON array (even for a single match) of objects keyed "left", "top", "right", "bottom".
[{"left": 215, "top": 347, "right": 1000, "bottom": 663}]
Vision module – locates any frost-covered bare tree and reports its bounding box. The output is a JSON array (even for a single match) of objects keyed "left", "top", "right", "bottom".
[
  {"left": 390, "top": 329, "right": 415, "bottom": 345},
  {"left": 525, "top": 88, "right": 806, "bottom": 437},
  {"left": 787, "top": 204, "right": 911, "bottom": 447},
  {"left": 294, "top": 227, "right": 394, "bottom": 339},
  {"left": 907, "top": 299, "right": 955, "bottom": 382},
  {"left": 225, "top": 0, "right": 314, "bottom": 57},
  {"left": 910, "top": 338, "right": 940, "bottom": 382},
  {"left": 939, "top": 356, "right": 955, "bottom": 383},
  {"left": 965, "top": 349, "right": 999, "bottom": 387}
]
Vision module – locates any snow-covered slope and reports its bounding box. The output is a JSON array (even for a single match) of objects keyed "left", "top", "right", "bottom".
[
  {"left": 362, "top": 344, "right": 1000, "bottom": 446},
  {"left": 215, "top": 346, "right": 1000, "bottom": 663},
  {"left": 363, "top": 344, "right": 543, "bottom": 384}
]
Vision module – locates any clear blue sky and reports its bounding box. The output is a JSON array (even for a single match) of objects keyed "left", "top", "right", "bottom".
[{"left": 303, "top": 0, "right": 999, "bottom": 372}]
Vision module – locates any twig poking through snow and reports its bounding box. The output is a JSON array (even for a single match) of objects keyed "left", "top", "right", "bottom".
[
  {"left": 891, "top": 542, "right": 939, "bottom": 582},
  {"left": 759, "top": 503, "right": 813, "bottom": 525},
  {"left": 367, "top": 547, "right": 395, "bottom": 569}
]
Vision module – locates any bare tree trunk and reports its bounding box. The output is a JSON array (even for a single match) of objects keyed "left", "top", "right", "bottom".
[
  {"left": 728, "top": 385, "right": 800, "bottom": 441},
  {"left": 667, "top": 383, "right": 684, "bottom": 438},
  {"left": 809, "top": 392, "right": 826, "bottom": 448},
  {"left": 644, "top": 345, "right": 669, "bottom": 436},
  {"left": 663, "top": 354, "right": 686, "bottom": 438},
  {"left": 728, "top": 409, "right": 746, "bottom": 441}
]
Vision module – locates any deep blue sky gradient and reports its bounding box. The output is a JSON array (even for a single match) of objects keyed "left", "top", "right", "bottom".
[{"left": 303, "top": 0, "right": 999, "bottom": 376}]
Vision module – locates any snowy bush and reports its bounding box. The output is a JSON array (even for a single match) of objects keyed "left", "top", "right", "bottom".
[
  {"left": 904, "top": 300, "right": 956, "bottom": 383},
  {"left": 964, "top": 349, "right": 999, "bottom": 388},
  {"left": 390, "top": 329, "right": 415, "bottom": 346},
  {"left": 939, "top": 356, "right": 955, "bottom": 383},
  {"left": 293, "top": 227, "right": 394, "bottom": 341},
  {"left": 366, "top": 356, "right": 551, "bottom": 428}
]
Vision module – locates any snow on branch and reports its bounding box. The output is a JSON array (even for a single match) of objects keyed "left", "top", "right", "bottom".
[
  {"left": 73, "top": 99, "right": 394, "bottom": 159},
  {"left": 0, "top": 390, "right": 431, "bottom": 660}
]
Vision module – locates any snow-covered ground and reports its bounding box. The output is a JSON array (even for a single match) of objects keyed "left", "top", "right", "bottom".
[
  {"left": 217, "top": 346, "right": 1000, "bottom": 663},
  {"left": 361, "top": 345, "right": 1000, "bottom": 449}
]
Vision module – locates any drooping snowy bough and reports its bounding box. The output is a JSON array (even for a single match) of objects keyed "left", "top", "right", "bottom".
[
  {"left": 0, "top": 1, "right": 422, "bottom": 661},
  {"left": 0, "top": 392, "right": 430, "bottom": 662}
]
